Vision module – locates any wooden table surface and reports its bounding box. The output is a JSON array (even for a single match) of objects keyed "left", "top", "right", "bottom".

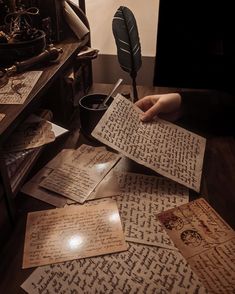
[{"left": 0, "top": 83, "right": 234, "bottom": 293}]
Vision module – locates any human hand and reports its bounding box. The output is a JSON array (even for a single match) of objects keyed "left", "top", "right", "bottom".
[{"left": 135, "top": 93, "right": 182, "bottom": 122}]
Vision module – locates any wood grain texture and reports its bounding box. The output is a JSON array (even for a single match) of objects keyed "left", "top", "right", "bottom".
[{"left": 202, "top": 137, "right": 235, "bottom": 228}]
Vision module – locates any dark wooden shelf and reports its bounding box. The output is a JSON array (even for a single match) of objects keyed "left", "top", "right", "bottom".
[
  {"left": 0, "top": 33, "right": 91, "bottom": 230},
  {"left": 0, "top": 34, "right": 89, "bottom": 145}
]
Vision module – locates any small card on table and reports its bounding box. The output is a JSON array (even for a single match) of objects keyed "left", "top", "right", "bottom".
[
  {"left": 157, "top": 198, "right": 235, "bottom": 293},
  {"left": 22, "top": 200, "right": 127, "bottom": 269}
]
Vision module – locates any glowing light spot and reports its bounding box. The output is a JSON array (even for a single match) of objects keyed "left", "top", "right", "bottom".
[
  {"left": 109, "top": 212, "right": 120, "bottom": 223},
  {"left": 68, "top": 235, "right": 83, "bottom": 250},
  {"left": 94, "top": 162, "right": 108, "bottom": 172}
]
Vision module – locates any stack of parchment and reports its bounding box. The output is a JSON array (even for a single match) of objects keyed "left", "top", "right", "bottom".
[{"left": 20, "top": 94, "right": 235, "bottom": 293}]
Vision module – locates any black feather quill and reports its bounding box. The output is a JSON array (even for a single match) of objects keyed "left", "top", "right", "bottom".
[{"left": 112, "top": 6, "right": 142, "bottom": 101}]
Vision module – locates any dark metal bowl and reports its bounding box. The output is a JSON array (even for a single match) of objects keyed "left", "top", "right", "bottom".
[{"left": 0, "top": 30, "right": 46, "bottom": 67}]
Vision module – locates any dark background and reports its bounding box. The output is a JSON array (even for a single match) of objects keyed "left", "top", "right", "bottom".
[{"left": 154, "top": 1, "right": 235, "bottom": 92}]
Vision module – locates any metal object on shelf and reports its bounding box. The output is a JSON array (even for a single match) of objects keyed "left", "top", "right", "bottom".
[{"left": 0, "top": 45, "right": 63, "bottom": 88}]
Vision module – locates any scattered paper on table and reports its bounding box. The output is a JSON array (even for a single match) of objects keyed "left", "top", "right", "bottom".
[
  {"left": 3, "top": 114, "right": 56, "bottom": 152},
  {"left": 92, "top": 94, "right": 206, "bottom": 192},
  {"left": 21, "top": 149, "right": 76, "bottom": 207},
  {"left": 110, "top": 171, "right": 188, "bottom": 249},
  {"left": 21, "top": 145, "right": 106, "bottom": 207},
  {"left": 87, "top": 169, "right": 121, "bottom": 200},
  {"left": 21, "top": 242, "right": 206, "bottom": 293},
  {"left": 157, "top": 198, "right": 235, "bottom": 293},
  {"left": 116, "top": 171, "right": 189, "bottom": 197},
  {"left": 0, "top": 71, "right": 42, "bottom": 104},
  {"left": 39, "top": 145, "right": 121, "bottom": 203},
  {"left": 22, "top": 199, "right": 127, "bottom": 269}
]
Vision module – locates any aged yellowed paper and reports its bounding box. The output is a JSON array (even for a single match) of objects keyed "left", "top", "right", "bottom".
[
  {"left": 21, "top": 145, "right": 111, "bottom": 207},
  {"left": 158, "top": 198, "right": 235, "bottom": 293},
  {"left": 92, "top": 94, "right": 206, "bottom": 192},
  {"left": 0, "top": 71, "right": 42, "bottom": 104},
  {"left": 21, "top": 242, "right": 207, "bottom": 293},
  {"left": 3, "top": 114, "right": 55, "bottom": 152},
  {"left": 39, "top": 146, "right": 121, "bottom": 203},
  {"left": 22, "top": 200, "right": 127, "bottom": 269},
  {"left": 111, "top": 172, "right": 189, "bottom": 249},
  {"left": 87, "top": 169, "right": 121, "bottom": 200},
  {"left": 21, "top": 149, "right": 76, "bottom": 207},
  {"left": 89, "top": 171, "right": 188, "bottom": 249}
]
